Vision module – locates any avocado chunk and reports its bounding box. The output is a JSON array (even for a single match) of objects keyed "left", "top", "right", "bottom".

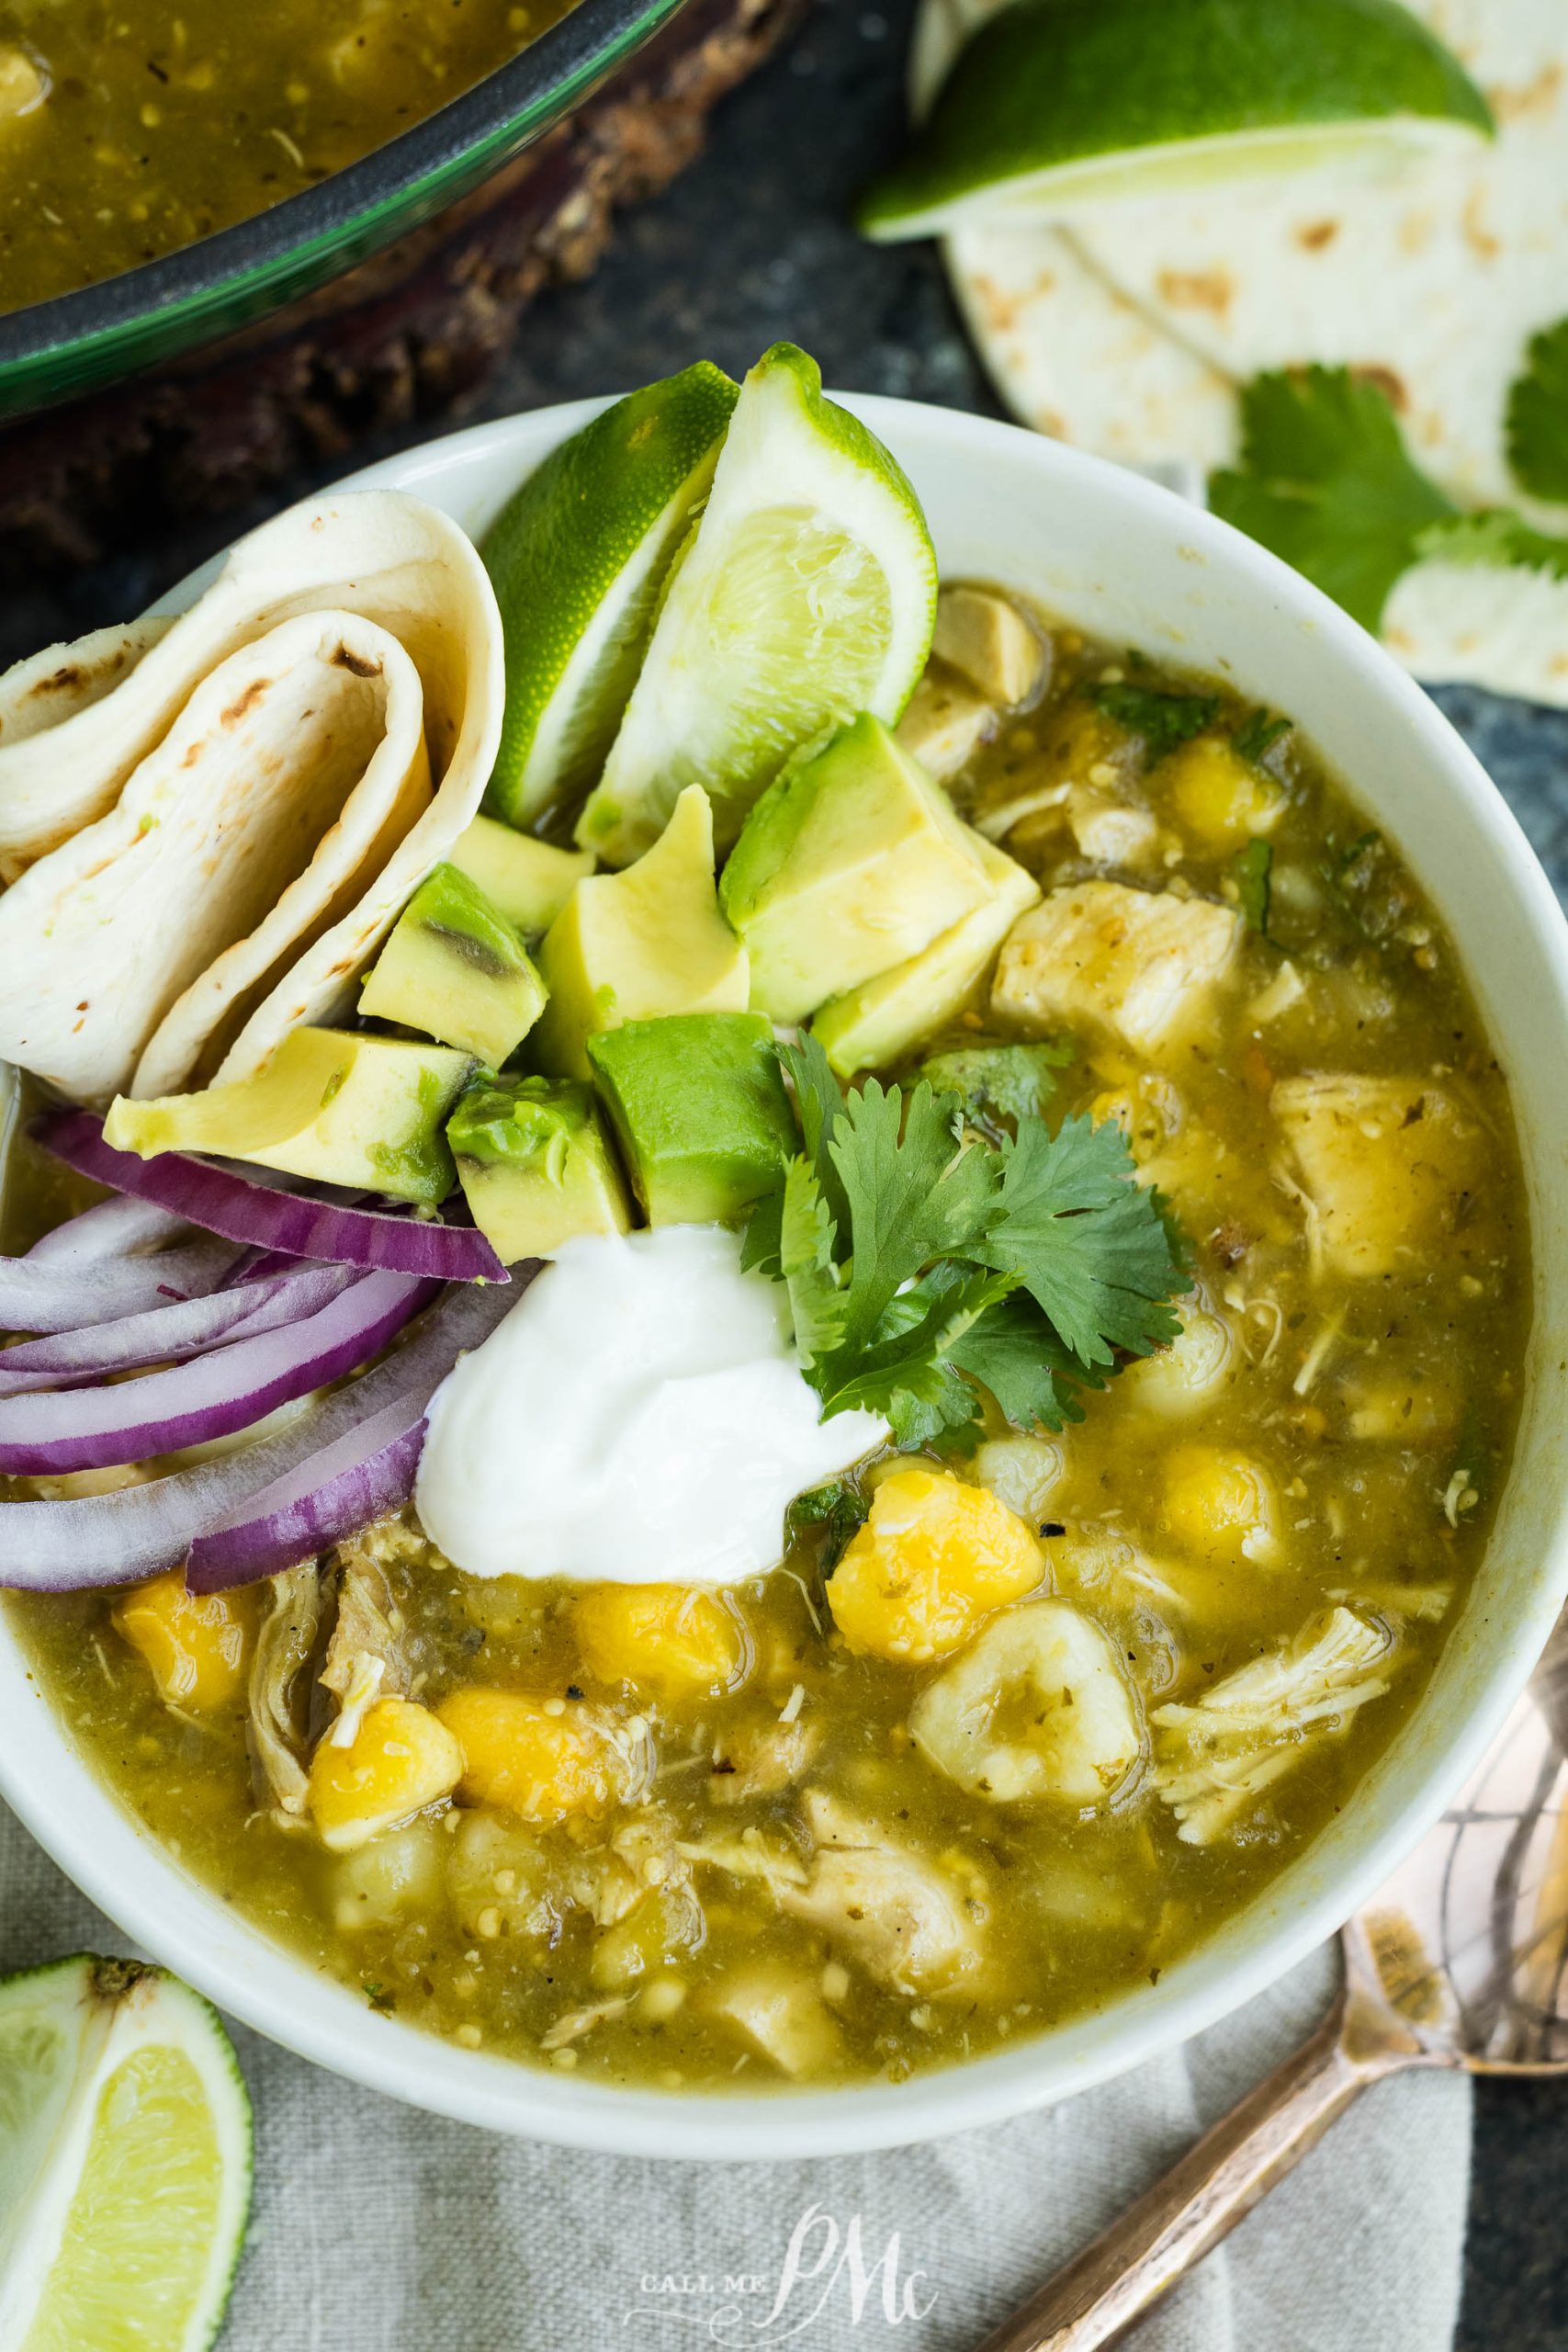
[
  {"left": 447, "top": 816, "right": 594, "bottom": 935},
  {"left": 587, "top": 1012, "right": 795, "bottom": 1227},
  {"left": 720, "top": 714, "right": 994, "bottom": 1023},
  {"left": 359, "top": 863, "right": 547, "bottom": 1066},
  {"left": 104, "top": 1027, "right": 473, "bottom": 1204},
  {"left": 532, "top": 786, "right": 749, "bottom": 1080},
  {"left": 812, "top": 834, "right": 1039, "bottom": 1077},
  {"left": 448, "top": 1076, "right": 630, "bottom": 1263}
]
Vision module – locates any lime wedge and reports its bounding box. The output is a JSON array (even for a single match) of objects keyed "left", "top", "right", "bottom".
[
  {"left": 861, "top": 0, "right": 1494, "bottom": 243},
  {"left": 480, "top": 360, "right": 739, "bottom": 828},
  {"left": 574, "top": 344, "right": 938, "bottom": 866},
  {"left": 0, "top": 1955, "right": 252, "bottom": 2351}
]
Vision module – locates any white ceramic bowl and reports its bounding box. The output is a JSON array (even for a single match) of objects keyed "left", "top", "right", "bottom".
[{"left": 4, "top": 395, "right": 1568, "bottom": 2159}]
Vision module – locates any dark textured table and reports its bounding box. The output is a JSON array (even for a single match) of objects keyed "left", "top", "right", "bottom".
[{"left": 3, "top": 0, "right": 1565, "bottom": 2340}]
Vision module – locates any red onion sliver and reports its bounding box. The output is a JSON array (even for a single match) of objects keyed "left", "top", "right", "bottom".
[
  {"left": 186, "top": 1397, "right": 430, "bottom": 1592},
  {"left": 0, "top": 1278, "right": 519, "bottom": 1590},
  {"left": 25, "top": 1193, "right": 190, "bottom": 1264},
  {"left": 0, "top": 1237, "right": 243, "bottom": 1335},
  {"left": 0, "top": 1263, "right": 358, "bottom": 1394},
  {"left": 36, "top": 1110, "right": 508, "bottom": 1284},
  {"left": 0, "top": 1270, "right": 437, "bottom": 1475}
]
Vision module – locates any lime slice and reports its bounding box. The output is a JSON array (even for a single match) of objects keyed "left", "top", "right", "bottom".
[
  {"left": 574, "top": 344, "right": 938, "bottom": 867},
  {"left": 861, "top": 0, "right": 1494, "bottom": 243},
  {"left": 0, "top": 1955, "right": 252, "bottom": 2351},
  {"left": 480, "top": 360, "right": 739, "bottom": 828}
]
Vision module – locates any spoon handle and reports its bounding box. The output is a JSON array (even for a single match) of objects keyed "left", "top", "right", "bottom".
[{"left": 975, "top": 1985, "right": 1411, "bottom": 2352}]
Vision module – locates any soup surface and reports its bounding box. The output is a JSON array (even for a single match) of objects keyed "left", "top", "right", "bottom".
[
  {"left": 0, "top": 0, "right": 572, "bottom": 314},
  {"left": 6, "top": 595, "right": 1529, "bottom": 2093}
]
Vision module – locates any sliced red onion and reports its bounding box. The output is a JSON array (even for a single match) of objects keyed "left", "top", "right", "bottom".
[
  {"left": 0, "top": 1237, "right": 243, "bottom": 1336},
  {"left": 25, "top": 1193, "right": 191, "bottom": 1264},
  {"left": 0, "top": 1263, "right": 358, "bottom": 1394},
  {"left": 0, "top": 1278, "right": 519, "bottom": 1591},
  {"left": 186, "top": 1397, "right": 430, "bottom": 1592},
  {"left": 36, "top": 1110, "right": 507, "bottom": 1284},
  {"left": 0, "top": 1270, "right": 438, "bottom": 1475}
]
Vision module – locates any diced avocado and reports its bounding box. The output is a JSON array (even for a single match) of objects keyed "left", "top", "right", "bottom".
[
  {"left": 532, "top": 786, "right": 749, "bottom": 1080},
  {"left": 720, "top": 714, "right": 995, "bottom": 1023},
  {"left": 359, "top": 863, "right": 547, "bottom": 1066},
  {"left": 812, "top": 834, "right": 1040, "bottom": 1077},
  {"left": 447, "top": 1076, "right": 629, "bottom": 1262},
  {"left": 447, "top": 816, "right": 594, "bottom": 935},
  {"left": 587, "top": 1012, "right": 795, "bottom": 1227},
  {"left": 104, "top": 1028, "right": 473, "bottom": 1204}
]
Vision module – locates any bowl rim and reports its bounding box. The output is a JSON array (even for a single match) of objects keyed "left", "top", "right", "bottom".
[
  {"left": 4, "top": 388, "right": 1568, "bottom": 2159},
  {"left": 0, "top": 0, "right": 688, "bottom": 404}
]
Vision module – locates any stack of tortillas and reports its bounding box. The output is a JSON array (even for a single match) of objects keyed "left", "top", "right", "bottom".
[
  {"left": 0, "top": 492, "right": 504, "bottom": 1106},
  {"left": 916, "top": 0, "right": 1568, "bottom": 705}
]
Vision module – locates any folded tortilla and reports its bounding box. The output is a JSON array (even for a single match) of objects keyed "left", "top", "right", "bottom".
[
  {"left": 927, "top": 0, "right": 1568, "bottom": 705},
  {"left": 0, "top": 490, "right": 503, "bottom": 1103}
]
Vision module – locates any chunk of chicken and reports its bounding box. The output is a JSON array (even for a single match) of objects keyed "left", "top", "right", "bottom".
[
  {"left": 1270, "top": 1074, "right": 1488, "bottom": 1279},
  {"left": 700, "top": 1962, "right": 846, "bottom": 2078},
  {"left": 896, "top": 671, "right": 997, "bottom": 783},
  {"left": 994, "top": 880, "right": 1243, "bottom": 1059},
  {"left": 931, "top": 586, "right": 1046, "bottom": 708},
  {"left": 710, "top": 1713, "right": 822, "bottom": 1804},
  {"left": 321, "top": 1538, "right": 411, "bottom": 1750},
  {"left": 909, "top": 1599, "right": 1144, "bottom": 1806},
  {"left": 781, "top": 1792, "right": 984, "bottom": 1997},
  {"left": 247, "top": 1564, "right": 323, "bottom": 1817},
  {"left": 1066, "top": 788, "right": 1161, "bottom": 868}
]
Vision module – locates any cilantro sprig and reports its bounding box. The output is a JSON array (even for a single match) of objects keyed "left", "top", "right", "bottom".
[
  {"left": 1089, "top": 682, "right": 1218, "bottom": 762},
  {"left": 747, "top": 1035, "right": 1186, "bottom": 1447},
  {"left": 1506, "top": 318, "right": 1568, "bottom": 505}
]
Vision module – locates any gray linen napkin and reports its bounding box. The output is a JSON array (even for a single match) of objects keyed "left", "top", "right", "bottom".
[{"left": 0, "top": 1798, "right": 1467, "bottom": 2351}]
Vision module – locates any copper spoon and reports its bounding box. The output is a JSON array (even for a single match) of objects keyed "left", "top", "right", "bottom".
[{"left": 978, "top": 1609, "right": 1568, "bottom": 2352}]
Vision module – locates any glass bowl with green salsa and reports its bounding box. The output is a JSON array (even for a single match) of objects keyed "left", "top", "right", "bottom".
[{"left": 0, "top": 0, "right": 688, "bottom": 418}]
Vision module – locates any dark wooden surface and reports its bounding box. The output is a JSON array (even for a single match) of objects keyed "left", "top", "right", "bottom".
[{"left": 1, "top": 0, "right": 1563, "bottom": 2337}]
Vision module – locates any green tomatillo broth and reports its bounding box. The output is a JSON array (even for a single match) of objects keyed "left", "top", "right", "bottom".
[
  {"left": 0, "top": 0, "right": 575, "bottom": 313},
  {"left": 5, "top": 591, "right": 1528, "bottom": 2094}
]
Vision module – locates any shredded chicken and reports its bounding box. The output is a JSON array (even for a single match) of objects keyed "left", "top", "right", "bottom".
[
  {"left": 781, "top": 1792, "right": 985, "bottom": 1998},
  {"left": 708, "top": 1713, "right": 822, "bottom": 1804},
  {"left": 246, "top": 1565, "right": 324, "bottom": 1817},
  {"left": 1153, "top": 1606, "right": 1393, "bottom": 1845},
  {"left": 321, "top": 1537, "right": 411, "bottom": 1732},
  {"left": 540, "top": 1996, "right": 630, "bottom": 2052}
]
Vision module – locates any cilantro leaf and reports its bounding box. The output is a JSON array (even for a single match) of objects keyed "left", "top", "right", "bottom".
[
  {"left": 918, "top": 1040, "right": 1071, "bottom": 1129},
  {"left": 1506, "top": 318, "right": 1568, "bottom": 504},
  {"left": 1233, "top": 707, "right": 1292, "bottom": 766},
  {"left": 1415, "top": 507, "right": 1568, "bottom": 581},
  {"left": 971, "top": 1114, "right": 1183, "bottom": 1367},
  {"left": 826, "top": 1077, "right": 997, "bottom": 1355},
  {"left": 776, "top": 1156, "right": 844, "bottom": 1368},
  {"left": 819, "top": 1261, "right": 1015, "bottom": 1440},
  {"left": 1231, "top": 838, "right": 1272, "bottom": 936},
  {"left": 1210, "top": 367, "right": 1455, "bottom": 632},
  {"left": 945, "top": 1291, "right": 1090, "bottom": 1434},
  {"left": 785, "top": 1476, "right": 868, "bottom": 1566},
  {"left": 776, "top": 1033, "right": 852, "bottom": 1236},
  {"left": 1090, "top": 683, "right": 1218, "bottom": 762}
]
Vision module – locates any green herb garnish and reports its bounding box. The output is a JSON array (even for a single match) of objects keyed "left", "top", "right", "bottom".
[
  {"left": 1089, "top": 682, "right": 1219, "bottom": 762},
  {"left": 1233, "top": 707, "right": 1292, "bottom": 766},
  {"left": 1230, "top": 838, "right": 1273, "bottom": 935},
  {"left": 1415, "top": 507, "right": 1568, "bottom": 582},
  {"left": 747, "top": 1035, "right": 1185, "bottom": 1446},
  {"left": 1210, "top": 367, "right": 1457, "bottom": 631},
  {"left": 786, "top": 1476, "right": 870, "bottom": 1566},
  {"left": 916, "top": 1040, "right": 1072, "bottom": 1129},
  {"left": 1506, "top": 317, "right": 1568, "bottom": 505}
]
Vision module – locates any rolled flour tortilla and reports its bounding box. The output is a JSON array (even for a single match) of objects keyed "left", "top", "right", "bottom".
[
  {"left": 926, "top": 0, "right": 1568, "bottom": 704},
  {"left": 0, "top": 489, "right": 503, "bottom": 1102}
]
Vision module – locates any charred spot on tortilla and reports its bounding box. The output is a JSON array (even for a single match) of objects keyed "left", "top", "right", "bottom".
[
  {"left": 333, "top": 646, "right": 384, "bottom": 680},
  {"left": 220, "top": 678, "right": 271, "bottom": 729}
]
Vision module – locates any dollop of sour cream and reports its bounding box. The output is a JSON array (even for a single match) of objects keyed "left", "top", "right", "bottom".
[{"left": 415, "top": 1225, "right": 887, "bottom": 1586}]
